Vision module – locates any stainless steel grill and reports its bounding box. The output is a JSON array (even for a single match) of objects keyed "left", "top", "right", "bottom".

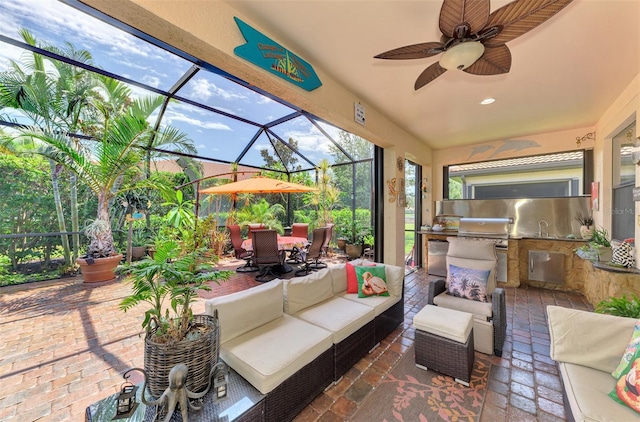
[
  {"left": 457, "top": 217, "right": 513, "bottom": 283},
  {"left": 457, "top": 217, "right": 513, "bottom": 249}
]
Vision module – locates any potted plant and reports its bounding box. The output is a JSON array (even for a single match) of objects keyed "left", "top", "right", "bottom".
[
  {"left": 575, "top": 226, "right": 612, "bottom": 262},
  {"left": 130, "top": 228, "right": 151, "bottom": 260},
  {"left": 345, "top": 222, "right": 371, "bottom": 259},
  {"left": 20, "top": 95, "right": 195, "bottom": 282},
  {"left": 120, "top": 240, "right": 232, "bottom": 398},
  {"left": 575, "top": 212, "right": 594, "bottom": 239}
]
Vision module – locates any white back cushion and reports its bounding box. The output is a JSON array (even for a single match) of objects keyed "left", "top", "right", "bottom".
[
  {"left": 446, "top": 237, "right": 497, "bottom": 295},
  {"left": 205, "top": 279, "right": 284, "bottom": 343},
  {"left": 384, "top": 264, "right": 404, "bottom": 297},
  {"left": 547, "top": 305, "right": 637, "bottom": 373},
  {"left": 284, "top": 269, "right": 334, "bottom": 314},
  {"left": 330, "top": 263, "right": 348, "bottom": 294}
]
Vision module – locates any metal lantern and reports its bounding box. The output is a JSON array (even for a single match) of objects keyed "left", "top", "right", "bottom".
[
  {"left": 112, "top": 381, "right": 138, "bottom": 420},
  {"left": 213, "top": 362, "right": 229, "bottom": 401}
]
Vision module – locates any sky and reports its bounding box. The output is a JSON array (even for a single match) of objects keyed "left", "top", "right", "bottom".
[{"left": 0, "top": 0, "right": 354, "bottom": 171}]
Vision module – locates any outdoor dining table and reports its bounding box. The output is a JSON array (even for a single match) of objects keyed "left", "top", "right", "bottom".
[
  {"left": 241, "top": 235, "right": 309, "bottom": 253},
  {"left": 241, "top": 235, "right": 309, "bottom": 274}
]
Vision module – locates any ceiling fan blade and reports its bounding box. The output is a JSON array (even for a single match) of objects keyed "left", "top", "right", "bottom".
[
  {"left": 484, "top": 0, "right": 573, "bottom": 47},
  {"left": 374, "top": 42, "right": 445, "bottom": 60},
  {"left": 439, "top": 0, "right": 490, "bottom": 38},
  {"left": 414, "top": 62, "right": 447, "bottom": 90},
  {"left": 463, "top": 44, "right": 512, "bottom": 75}
]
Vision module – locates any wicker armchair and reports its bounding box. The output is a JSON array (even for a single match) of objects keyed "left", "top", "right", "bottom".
[
  {"left": 228, "top": 225, "right": 258, "bottom": 273},
  {"left": 252, "top": 229, "right": 285, "bottom": 283},
  {"left": 426, "top": 237, "right": 506, "bottom": 356},
  {"left": 295, "top": 227, "right": 326, "bottom": 276}
]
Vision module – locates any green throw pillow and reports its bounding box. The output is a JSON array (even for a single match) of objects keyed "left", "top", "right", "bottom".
[
  {"left": 613, "top": 322, "right": 640, "bottom": 378},
  {"left": 610, "top": 344, "right": 640, "bottom": 414},
  {"left": 355, "top": 265, "right": 389, "bottom": 298}
]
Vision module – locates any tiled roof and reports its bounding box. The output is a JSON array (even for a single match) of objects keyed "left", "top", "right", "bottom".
[{"left": 449, "top": 151, "right": 584, "bottom": 173}]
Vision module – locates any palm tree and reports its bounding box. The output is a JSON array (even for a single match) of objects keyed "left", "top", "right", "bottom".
[
  {"left": 0, "top": 29, "right": 99, "bottom": 265},
  {"left": 19, "top": 94, "right": 193, "bottom": 259},
  {"left": 236, "top": 199, "right": 286, "bottom": 233},
  {"left": 1, "top": 30, "right": 199, "bottom": 267}
]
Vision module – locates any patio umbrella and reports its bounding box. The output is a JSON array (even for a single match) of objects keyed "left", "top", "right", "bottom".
[{"left": 199, "top": 176, "right": 318, "bottom": 195}]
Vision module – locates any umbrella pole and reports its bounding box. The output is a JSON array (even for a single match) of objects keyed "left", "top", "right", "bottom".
[{"left": 194, "top": 180, "right": 200, "bottom": 249}]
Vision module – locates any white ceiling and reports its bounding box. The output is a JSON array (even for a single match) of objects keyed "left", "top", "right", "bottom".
[{"left": 226, "top": 0, "right": 639, "bottom": 150}]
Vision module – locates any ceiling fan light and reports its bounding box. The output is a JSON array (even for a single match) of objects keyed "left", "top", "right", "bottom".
[{"left": 439, "top": 42, "right": 485, "bottom": 71}]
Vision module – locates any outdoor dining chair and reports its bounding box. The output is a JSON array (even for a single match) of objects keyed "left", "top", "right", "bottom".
[
  {"left": 320, "top": 223, "right": 334, "bottom": 257},
  {"left": 295, "top": 227, "right": 326, "bottom": 276},
  {"left": 286, "top": 223, "right": 310, "bottom": 264},
  {"left": 291, "top": 223, "right": 309, "bottom": 239},
  {"left": 252, "top": 229, "right": 285, "bottom": 282},
  {"left": 228, "top": 225, "right": 259, "bottom": 273},
  {"left": 247, "top": 223, "right": 266, "bottom": 240},
  {"left": 310, "top": 224, "right": 333, "bottom": 269}
]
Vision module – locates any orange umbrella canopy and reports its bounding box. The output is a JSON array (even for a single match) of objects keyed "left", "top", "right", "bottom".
[{"left": 199, "top": 176, "right": 318, "bottom": 195}]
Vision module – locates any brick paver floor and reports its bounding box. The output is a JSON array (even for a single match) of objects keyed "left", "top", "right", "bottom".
[{"left": 0, "top": 257, "right": 592, "bottom": 421}]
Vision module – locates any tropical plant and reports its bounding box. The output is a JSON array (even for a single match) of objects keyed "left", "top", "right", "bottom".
[
  {"left": 0, "top": 30, "right": 100, "bottom": 264},
  {"left": 347, "top": 220, "right": 372, "bottom": 246},
  {"left": 575, "top": 212, "right": 594, "bottom": 227},
  {"left": 591, "top": 226, "right": 611, "bottom": 248},
  {"left": 15, "top": 94, "right": 193, "bottom": 259},
  {"left": 236, "top": 199, "right": 286, "bottom": 233},
  {"left": 310, "top": 159, "right": 340, "bottom": 226},
  {"left": 1, "top": 30, "right": 198, "bottom": 262},
  {"left": 120, "top": 240, "right": 232, "bottom": 343},
  {"left": 595, "top": 294, "right": 640, "bottom": 318}
]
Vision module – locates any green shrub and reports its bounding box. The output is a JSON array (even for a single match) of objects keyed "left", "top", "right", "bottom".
[{"left": 595, "top": 294, "right": 640, "bottom": 318}]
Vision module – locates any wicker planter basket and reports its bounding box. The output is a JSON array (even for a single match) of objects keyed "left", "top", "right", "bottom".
[{"left": 144, "top": 313, "right": 219, "bottom": 398}]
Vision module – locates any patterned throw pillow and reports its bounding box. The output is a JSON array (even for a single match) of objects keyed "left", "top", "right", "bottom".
[
  {"left": 610, "top": 346, "right": 640, "bottom": 414},
  {"left": 613, "top": 322, "right": 640, "bottom": 378},
  {"left": 346, "top": 260, "right": 377, "bottom": 293},
  {"left": 447, "top": 264, "right": 490, "bottom": 302},
  {"left": 355, "top": 265, "right": 389, "bottom": 298},
  {"left": 612, "top": 241, "right": 636, "bottom": 268}
]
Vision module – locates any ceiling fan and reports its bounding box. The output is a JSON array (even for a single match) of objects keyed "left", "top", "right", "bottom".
[{"left": 374, "top": 0, "right": 574, "bottom": 90}]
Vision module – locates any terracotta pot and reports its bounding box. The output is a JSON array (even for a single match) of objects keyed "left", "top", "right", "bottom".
[
  {"left": 345, "top": 244, "right": 362, "bottom": 259},
  {"left": 131, "top": 246, "right": 147, "bottom": 259},
  {"left": 76, "top": 254, "right": 123, "bottom": 283},
  {"left": 337, "top": 238, "right": 347, "bottom": 251}
]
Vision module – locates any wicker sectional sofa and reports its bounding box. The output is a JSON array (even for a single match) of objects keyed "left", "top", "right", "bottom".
[
  {"left": 204, "top": 262, "right": 404, "bottom": 422},
  {"left": 547, "top": 305, "right": 640, "bottom": 421}
]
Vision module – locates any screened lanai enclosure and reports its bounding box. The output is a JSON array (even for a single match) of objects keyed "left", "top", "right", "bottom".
[{"left": 0, "top": 0, "right": 378, "bottom": 285}]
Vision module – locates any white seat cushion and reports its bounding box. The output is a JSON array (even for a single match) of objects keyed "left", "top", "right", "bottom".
[
  {"left": 559, "top": 361, "right": 640, "bottom": 421},
  {"left": 414, "top": 305, "right": 473, "bottom": 343},
  {"left": 294, "top": 296, "right": 375, "bottom": 343},
  {"left": 433, "top": 291, "right": 493, "bottom": 319},
  {"left": 337, "top": 291, "right": 400, "bottom": 316},
  {"left": 221, "top": 314, "right": 333, "bottom": 394}
]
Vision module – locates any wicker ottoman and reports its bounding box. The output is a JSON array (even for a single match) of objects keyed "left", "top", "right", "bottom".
[{"left": 413, "top": 305, "right": 474, "bottom": 386}]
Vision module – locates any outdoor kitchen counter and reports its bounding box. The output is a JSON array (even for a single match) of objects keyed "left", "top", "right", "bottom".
[{"left": 419, "top": 232, "right": 589, "bottom": 289}]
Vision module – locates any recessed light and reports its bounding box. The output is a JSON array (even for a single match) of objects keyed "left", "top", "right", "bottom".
[{"left": 480, "top": 98, "right": 496, "bottom": 105}]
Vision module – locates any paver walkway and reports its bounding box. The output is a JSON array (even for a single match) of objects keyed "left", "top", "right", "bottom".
[{"left": 0, "top": 259, "right": 591, "bottom": 421}]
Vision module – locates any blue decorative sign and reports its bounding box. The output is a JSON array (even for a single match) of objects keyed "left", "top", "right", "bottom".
[{"left": 234, "top": 17, "right": 322, "bottom": 91}]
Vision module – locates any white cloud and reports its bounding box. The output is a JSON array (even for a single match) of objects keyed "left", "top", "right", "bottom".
[
  {"left": 189, "top": 77, "right": 246, "bottom": 102},
  {"left": 164, "top": 110, "right": 232, "bottom": 131},
  {"left": 142, "top": 75, "right": 161, "bottom": 88}
]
